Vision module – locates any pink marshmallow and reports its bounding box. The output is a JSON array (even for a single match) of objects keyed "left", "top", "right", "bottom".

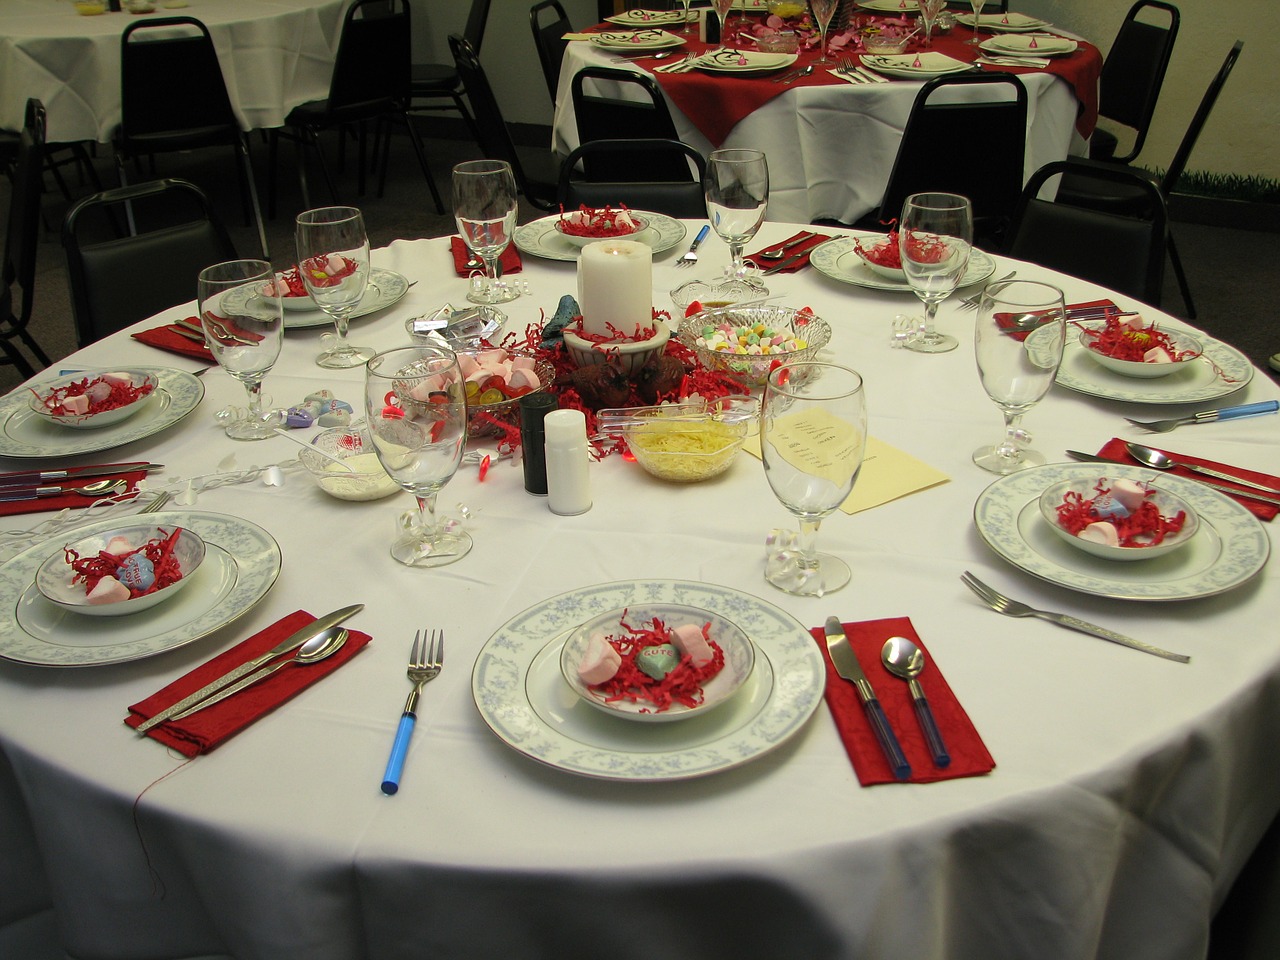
[
  {"left": 1119, "top": 313, "right": 1146, "bottom": 331},
  {"left": 104, "top": 536, "right": 135, "bottom": 556},
  {"left": 578, "top": 633, "right": 622, "bottom": 684},
  {"left": 1079, "top": 522, "right": 1121, "bottom": 547},
  {"left": 508, "top": 368, "right": 541, "bottom": 392},
  {"left": 671, "top": 623, "right": 714, "bottom": 667},
  {"left": 86, "top": 576, "right": 131, "bottom": 604},
  {"left": 1110, "top": 479, "right": 1148, "bottom": 512},
  {"left": 62, "top": 394, "right": 90, "bottom": 415},
  {"left": 457, "top": 354, "right": 480, "bottom": 378},
  {"left": 1144, "top": 347, "right": 1173, "bottom": 364}
]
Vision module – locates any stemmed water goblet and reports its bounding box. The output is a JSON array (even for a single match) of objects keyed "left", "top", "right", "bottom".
[
  {"left": 197, "top": 259, "right": 284, "bottom": 440},
  {"left": 710, "top": 0, "right": 734, "bottom": 49},
  {"left": 761, "top": 362, "right": 867, "bottom": 598},
  {"left": 917, "top": 0, "right": 945, "bottom": 46},
  {"left": 972, "top": 280, "right": 1067, "bottom": 474},
  {"left": 966, "top": 0, "right": 987, "bottom": 43},
  {"left": 899, "top": 192, "right": 973, "bottom": 354},
  {"left": 365, "top": 345, "right": 472, "bottom": 567},
  {"left": 453, "top": 159, "right": 519, "bottom": 305},
  {"left": 679, "top": 0, "right": 695, "bottom": 36},
  {"left": 810, "top": 0, "right": 840, "bottom": 65},
  {"left": 295, "top": 205, "right": 374, "bottom": 369},
  {"left": 705, "top": 148, "right": 769, "bottom": 281}
]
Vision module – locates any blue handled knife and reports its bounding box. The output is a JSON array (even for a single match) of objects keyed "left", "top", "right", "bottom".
[{"left": 824, "top": 616, "right": 911, "bottom": 780}]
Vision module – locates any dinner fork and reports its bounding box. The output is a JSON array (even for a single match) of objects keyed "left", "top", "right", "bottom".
[
  {"left": 837, "top": 58, "right": 865, "bottom": 82},
  {"left": 1123, "top": 400, "right": 1280, "bottom": 434},
  {"left": 675, "top": 224, "right": 710, "bottom": 268},
  {"left": 380, "top": 628, "right": 444, "bottom": 795},
  {"left": 957, "top": 270, "right": 1016, "bottom": 310},
  {"left": 138, "top": 490, "right": 171, "bottom": 513},
  {"left": 959, "top": 571, "right": 1190, "bottom": 662}
]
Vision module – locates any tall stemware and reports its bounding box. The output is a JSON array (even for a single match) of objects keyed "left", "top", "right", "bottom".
[
  {"left": 197, "top": 259, "right": 283, "bottom": 441},
  {"left": 761, "top": 362, "right": 867, "bottom": 598},
  {"left": 365, "top": 345, "right": 472, "bottom": 567},
  {"left": 705, "top": 148, "right": 769, "bottom": 281},
  {"left": 295, "top": 206, "right": 374, "bottom": 369},
  {"left": 972, "top": 280, "right": 1067, "bottom": 474},
  {"left": 899, "top": 192, "right": 973, "bottom": 354},
  {"left": 680, "top": 0, "right": 695, "bottom": 36},
  {"left": 917, "top": 0, "right": 945, "bottom": 46},
  {"left": 452, "top": 159, "right": 520, "bottom": 305},
  {"left": 810, "top": 0, "right": 840, "bottom": 65},
  {"left": 710, "top": 0, "right": 734, "bottom": 49},
  {"left": 966, "top": 0, "right": 987, "bottom": 43}
]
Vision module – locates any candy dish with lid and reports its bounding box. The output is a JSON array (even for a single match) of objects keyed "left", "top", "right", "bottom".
[{"left": 1038, "top": 477, "right": 1199, "bottom": 561}]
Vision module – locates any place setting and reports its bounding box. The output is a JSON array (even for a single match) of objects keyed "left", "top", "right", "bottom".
[
  {"left": 953, "top": 10, "right": 1054, "bottom": 33},
  {"left": 979, "top": 34, "right": 1078, "bottom": 58},
  {"left": 587, "top": 28, "right": 687, "bottom": 50},
  {"left": 513, "top": 207, "right": 688, "bottom": 261},
  {"left": 602, "top": 8, "right": 695, "bottom": 27}
]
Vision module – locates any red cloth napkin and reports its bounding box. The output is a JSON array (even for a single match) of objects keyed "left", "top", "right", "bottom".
[
  {"left": 1096, "top": 437, "right": 1280, "bottom": 521},
  {"left": 125, "top": 610, "right": 371, "bottom": 756},
  {"left": 131, "top": 320, "right": 215, "bottom": 363},
  {"left": 0, "top": 465, "right": 149, "bottom": 518},
  {"left": 747, "top": 231, "right": 832, "bottom": 272},
  {"left": 811, "top": 617, "right": 995, "bottom": 785},
  {"left": 450, "top": 236, "right": 522, "bottom": 277}
]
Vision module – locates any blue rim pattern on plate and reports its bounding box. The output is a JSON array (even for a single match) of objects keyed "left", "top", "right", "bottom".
[{"left": 809, "top": 237, "right": 996, "bottom": 291}]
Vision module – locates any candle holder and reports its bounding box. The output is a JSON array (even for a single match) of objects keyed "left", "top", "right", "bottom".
[{"left": 562, "top": 317, "right": 671, "bottom": 377}]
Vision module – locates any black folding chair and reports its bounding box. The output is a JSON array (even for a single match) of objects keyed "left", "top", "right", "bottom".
[
  {"left": 1088, "top": 0, "right": 1180, "bottom": 163},
  {"left": 558, "top": 139, "right": 707, "bottom": 219},
  {"left": 2, "top": 99, "right": 54, "bottom": 378},
  {"left": 570, "top": 68, "right": 690, "bottom": 182},
  {"left": 407, "top": 0, "right": 488, "bottom": 142},
  {"left": 530, "top": 0, "right": 574, "bottom": 106}
]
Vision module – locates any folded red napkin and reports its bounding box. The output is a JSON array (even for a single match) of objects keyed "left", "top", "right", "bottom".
[
  {"left": 810, "top": 617, "right": 995, "bottom": 786},
  {"left": 1096, "top": 437, "right": 1279, "bottom": 521},
  {"left": 0, "top": 464, "right": 149, "bottom": 518},
  {"left": 131, "top": 321, "right": 215, "bottom": 363},
  {"left": 450, "top": 236, "right": 522, "bottom": 277},
  {"left": 126, "top": 610, "right": 371, "bottom": 756},
  {"left": 747, "top": 232, "right": 832, "bottom": 273}
]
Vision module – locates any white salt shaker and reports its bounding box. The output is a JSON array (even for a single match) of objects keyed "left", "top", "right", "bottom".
[{"left": 544, "top": 409, "right": 591, "bottom": 516}]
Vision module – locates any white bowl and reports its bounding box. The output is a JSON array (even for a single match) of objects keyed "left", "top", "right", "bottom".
[
  {"left": 553, "top": 215, "right": 648, "bottom": 248},
  {"left": 1078, "top": 323, "right": 1203, "bottom": 378},
  {"left": 559, "top": 603, "right": 755, "bottom": 722},
  {"left": 853, "top": 240, "right": 905, "bottom": 280},
  {"left": 28, "top": 370, "right": 159, "bottom": 429},
  {"left": 298, "top": 421, "right": 401, "bottom": 501},
  {"left": 37, "top": 525, "right": 206, "bottom": 616},
  {"left": 1038, "top": 478, "right": 1199, "bottom": 561},
  {"left": 562, "top": 320, "right": 670, "bottom": 375}
]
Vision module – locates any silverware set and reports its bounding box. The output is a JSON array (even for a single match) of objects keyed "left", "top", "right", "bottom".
[
  {"left": 835, "top": 58, "right": 888, "bottom": 84},
  {"left": 381, "top": 628, "right": 445, "bottom": 795},
  {"left": 653, "top": 53, "right": 699, "bottom": 73}
]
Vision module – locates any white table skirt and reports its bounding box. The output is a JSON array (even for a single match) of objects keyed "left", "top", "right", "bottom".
[
  {"left": 553, "top": 41, "right": 1085, "bottom": 225},
  {"left": 1, "top": 224, "right": 1278, "bottom": 960}
]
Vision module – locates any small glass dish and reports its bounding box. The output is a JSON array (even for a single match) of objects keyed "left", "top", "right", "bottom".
[
  {"left": 677, "top": 304, "right": 832, "bottom": 387},
  {"left": 559, "top": 603, "right": 756, "bottom": 723},
  {"left": 28, "top": 370, "right": 159, "bottom": 430},
  {"left": 766, "top": 0, "right": 807, "bottom": 19},
  {"left": 757, "top": 30, "right": 800, "bottom": 53},
  {"left": 298, "top": 420, "right": 401, "bottom": 501},
  {"left": 669, "top": 278, "right": 767, "bottom": 318},
  {"left": 1077, "top": 323, "right": 1203, "bottom": 379},
  {"left": 1038, "top": 478, "right": 1199, "bottom": 561},
  {"left": 124, "top": 0, "right": 156, "bottom": 13},
  {"left": 863, "top": 34, "right": 910, "bottom": 55},
  {"left": 600, "top": 395, "right": 758, "bottom": 482},
  {"left": 457, "top": 349, "right": 557, "bottom": 437}
]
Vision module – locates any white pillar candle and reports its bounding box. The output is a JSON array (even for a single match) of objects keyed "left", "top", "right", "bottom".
[{"left": 576, "top": 240, "right": 653, "bottom": 339}]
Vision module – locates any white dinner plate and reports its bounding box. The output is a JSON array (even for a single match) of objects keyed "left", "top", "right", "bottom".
[
  {"left": 697, "top": 50, "right": 799, "bottom": 73},
  {"left": 604, "top": 9, "right": 692, "bottom": 25},
  {"left": 973, "top": 463, "right": 1270, "bottom": 601},
  {"left": 955, "top": 12, "right": 1051, "bottom": 32},
  {"left": 222, "top": 268, "right": 410, "bottom": 330},
  {"left": 0, "top": 367, "right": 203, "bottom": 460},
  {"left": 860, "top": 52, "right": 975, "bottom": 78},
  {"left": 856, "top": 0, "right": 921, "bottom": 13},
  {"left": 471, "top": 579, "right": 826, "bottom": 781},
  {"left": 0, "top": 511, "right": 282, "bottom": 667},
  {"left": 981, "top": 35, "right": 1077, "bottom": 57},
  {"left": 1055, "top": 325, "right": 1253, "bottom": 404},
  {"left": 589, "top": 29, "right": 685, "bottom": 50},
  {"left": 809, "top": 236, "right": 996, "bottom": 291},
  {"left": 514, "top": 211, "right": 687, "bottom": 262}
]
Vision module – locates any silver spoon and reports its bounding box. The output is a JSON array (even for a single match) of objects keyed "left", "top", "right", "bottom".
[
  {"left": 784, "top": 64, "right": 814, "bottom": 84},
  {"left": 72, "top": 478, "right": 128, "bottom": 497},
  {"left": 171, "top": 627, "right": 350, "bottom": 719},
  {"left": 1124, "top": 442, "right": 1280, "bottom": 495},
  {"left": 881, "top": 636, "right": 950, "bottom": 768},
  {"left": 756, "top": 231, "right": 818, "bottom": 260}
]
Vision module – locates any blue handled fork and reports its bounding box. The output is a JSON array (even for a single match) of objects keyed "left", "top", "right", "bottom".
[{"left": 380, "top": 628, "right": 443, "bottom": 796}]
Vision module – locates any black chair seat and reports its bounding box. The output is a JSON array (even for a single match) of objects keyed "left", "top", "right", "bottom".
[
  {"left": 411, "top": 64, "right": 459, "bottom": 91},
  {"left": 285, "top": 97, "right": 399, "bottom": 127}
]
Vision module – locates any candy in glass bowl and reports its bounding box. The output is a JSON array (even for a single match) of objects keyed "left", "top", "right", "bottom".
[
  {"left": 1077, "top": 314, "right": 1202, "bottom": 378},
  {"left": 677, "top": 304, "right": 831, "bottom": 387},
  {"left": 28, "top": 369, "right": 158, "bottom": 429},
  {"left": 597, "top": 394, "right": 758, "bottom": 482},
  {"left": 553, "top": 204, "right": 648, "bottom": 248},
  {"left": 458, "top": 347, "right": 557, "bottom": 436},
  {"left": 1038, "top": 476, "right": 1199, "bottom": 561}
]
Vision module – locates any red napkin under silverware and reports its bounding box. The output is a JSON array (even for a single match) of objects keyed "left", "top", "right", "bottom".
[
  {"left": 811, "top": 617, "right": 995, "bottom": 786},
  {"left": 0, "top": 464, "right": 149, "bottom": 518},
  {"left": 450, "top": 236, "right": 522, "bottom": 277},
  {"left": 748, "top": 231, "right": 832, "bottom": 273},
  {"left": 1096, "top": 437, "right": 1279, "bottom": 521},
  {"left": 126, "top": 610, "right": 371, "bottom": 757},
  {"left": 131, "top": 320, "right": 215, "bottom": 363}
]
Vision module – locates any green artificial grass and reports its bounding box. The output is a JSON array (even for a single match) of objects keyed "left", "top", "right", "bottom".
[{"left": 1168, "top": 170, "right": 1280, "bottom": 204}]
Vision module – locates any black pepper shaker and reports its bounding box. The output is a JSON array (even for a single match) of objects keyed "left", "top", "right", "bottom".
[{"left": 519, "top": 392, "right": 558, "bottom": 495}]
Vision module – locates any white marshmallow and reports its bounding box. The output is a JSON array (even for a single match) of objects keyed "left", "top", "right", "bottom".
[
  {"left": 63, "top": 394, "right": 90, "bottom": 415},
  {"left": 1144, "top": 347, "right": 1174, "bottom": 364},
  {"left": 671, "top": 623, "right": 714, "bottom": 667},
  {"left": 86, "top": 576, "right": 131, "bottom": 604},
  {"left": 578, "top": 633, "right": 622, "bottom": 684},
  {"left": 1110, "top": 479, "right": 1148, "bottom": 512},
  {"left": 1079, "top": 522, "right": 1121, "bottom": 547}
]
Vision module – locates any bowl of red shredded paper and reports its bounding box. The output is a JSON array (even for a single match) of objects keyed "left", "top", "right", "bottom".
[
  {"left": 1078, "top": 315, "right": 1203, "bottom": 378},
  {"left": 36, "top": 524, "right": 206, "bottom": 616},
  {"left": 28, "top": 370, "right": 159, "bottom": 429},
  {"left": 554, "top": 205, "right": 648, "bottom": 248},
  {"left": 1039, "top": 477, "right": 1198, "bottom": 561},
  {"left": 852, "top": 230, "right": 906, "bottom": 280},
  {"left": 559, "top": 604, "right": 756, "bottom": 722},
  {"left": 264, "top": 266, "right": 318, "bottom": 311}
]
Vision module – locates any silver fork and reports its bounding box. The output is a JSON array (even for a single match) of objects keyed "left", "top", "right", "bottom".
[
  {"left": 380, "top": 628, "right": 444, "bottom": 795},
  {"left": 837, "top": 58, "right": 862, "bottom": 81},
  {"left": 957, "top": 270, "right": 1017, "bottom": 310},
  {"left": 675, "top": 224, "right": 710, "bottom": 268},
  {"left": 960, "top": 571, "right": 1189, "bottom": 662},
  {"left": 138, "top": 490, "right": 171, "bottom": 513},
  {"left": 1124, "top": 401, "right": 1280, "bottom": 434}
]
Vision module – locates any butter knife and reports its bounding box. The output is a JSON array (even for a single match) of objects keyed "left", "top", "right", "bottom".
[
  {"left": 762, "top": 251, "right": 808, "bottom": 275},
  {"left": 0, "top": 462, "right": 161, "bottom": 488},
  {"left": 1065, "top": 451, "right": 1280, "bottom": 507},
  {"left": 135, "top": 604, "right": 364, "bottom": 733},
  {"left": 824, "top": 616, "right": 911, "bottom": 780}
]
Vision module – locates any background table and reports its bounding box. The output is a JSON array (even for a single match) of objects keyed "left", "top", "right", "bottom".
[
  {"left": 0, "top": 0, "right": 346, "bottom": 143},
  {"left": 1, "top": 223, "right": 1278, "bottom": 959}
]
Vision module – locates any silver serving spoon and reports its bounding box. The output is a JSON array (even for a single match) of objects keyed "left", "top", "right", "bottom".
[
  {"left": 881, "top": 636, "right": 950, "bottom": 768},
  {"left": 72, "top": 478, "right": 128, "bottom": 497},
  {"left": 756, "top": 231, "right": 818, "bottom": 260},
  {"left": 785, "top": 64, "right": 814, "bottom": 84},
  {"left": 1124, "top": 442, "right": 1280, "bottom": 495}
]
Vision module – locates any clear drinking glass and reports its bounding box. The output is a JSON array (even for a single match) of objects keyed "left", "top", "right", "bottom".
[
  {"left": 972, "top": 280, "right": 1067, "bottom": 474},
  {"left": 453, "top": 159, "right": 519, "bottom": 305},
  {"left": 900, "top": 192, "right": 973, "bottom": 354},
  {"left": 761, "top": 362, "right": 867, "bottom": 598},
  {"left": 295, "top": 206, "right": 374, "bottom": 369},
  {"left": 917, "top": 0, "right": 945, "bottom": 46},
  {"left": 680, "top": 0, "right": 695, "bottom": 36},
  {"left": 197, "top": 259, "right": 283, "bottom": 441},
  {"left": 711, "top": 0, "right": 734, "bottom": 48},
  {"left": 705, "top": 148, "right": 769, "bottom": 281},
  {"left": 365, "top": 345, "right": 472, "bottom": 567},
  {"left": 810, "top": 0, "right": 840, "bottom": 64},
  {"left": 967, "top": 0, "right": 987, "bottom": 43}
]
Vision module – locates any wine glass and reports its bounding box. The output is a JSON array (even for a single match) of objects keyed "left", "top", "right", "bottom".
[
  {"left": 680, "top": 0, "right": 695, "bottom": 36},
  {"left": 365, "top": 345, "right": 472, "bottom": 567},
  {"left": 453, "top": 159, "right": 519, "bottom": 305},
  {"left": 761, "top": 362, "right": 867, "bottom": 597},
  {"left": 197, "top": 259, "right": 283, "bottom": 441},
  {"left": 917, "top": 0, "right": 945, "bottom": 46},
  {"left": 967, "top": 0, "right": 987, "bottom": 44},
  {"left": 972, "top": 280, "right": 1067, "bottom": 474},
  {"left": 899, "top": 192, "right": 973, "bottom": 354},
  {"left": 705, "top": 148, "right": 769, "bottom": 281},
  {"left": 710, "top": 0, "right": 734, "bottom": 49},
  {"left": 810, "top": 0, "right": 840, "bottom": 64},
  {"left": 294, "top": 206, "right": 374, "bottom": 369}
]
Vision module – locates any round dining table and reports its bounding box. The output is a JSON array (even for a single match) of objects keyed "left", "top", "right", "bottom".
[
  {"left": 1, "top": 219, "right": 1278, "bottom": 960},
  {"left": 0, "top": 0, "right": 346, "bottom": 143}
]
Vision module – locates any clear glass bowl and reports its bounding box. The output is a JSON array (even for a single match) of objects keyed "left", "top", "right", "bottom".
[
  {"left": 669, "top": 278, "right": 767, "bottom": 318},
  {"left": 298, "top": 420, "right": 401, "bottom": 501},
  {"left": 677, "top": 304, "right": 832, "bottom": 387}
]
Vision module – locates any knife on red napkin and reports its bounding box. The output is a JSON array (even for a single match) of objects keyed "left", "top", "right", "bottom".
[
  {"left": 131, "top": 319, "right": 216, "bottom": 362},
  {"left": 0, "top": 464, "right": 152, "bottom": 517},
  {"left": 750, "top": 231, "right": 831, "bottom": 274}
]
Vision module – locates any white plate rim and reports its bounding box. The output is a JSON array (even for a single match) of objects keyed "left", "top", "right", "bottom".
[
  {"left": 603, "top": 9, "right": 691, "bottom": 25},
  {"left": 0, "top": 510, "right": 282, "bottom": 666},
  {"left": 588, "top": 29, "right": 685, "bottom": 50},
  {"left": 980, "top": 35, "right": 1077, "bottom": 56},
  {"left": 859, "top": 53, "right": 975, "bottom": 78},
  {"left": 471, "top": 579, "right": 826, "bottom": 781},
  {"left": 954, "top": 12, "right": 1050, "bottom": 30},
  {"left": 261, "top": 268, "right": 410, "bottom": 329},
  {"left": 809, "top": 236, "right": 996, "bottom": 291},
  {"left": 973, "top": 462, "right": 1270, "bottom": 601},
  {"left": 514, "top": 211, "right": 688, "bottom": 262},
  {"left": 697, "top": 51, "right": 799, "bottom": 73}
]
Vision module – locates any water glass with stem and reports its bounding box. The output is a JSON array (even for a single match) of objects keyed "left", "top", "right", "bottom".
[
  {"left": 295, "top": 206, "right": 373, "bottom": 369},
  {"left": 197, "top": 259, "right": 283, "bottom": 441},
  {"left": 680, "top": 0, "right": 695, "bottom": 36},
  {"left": 365, "top": 345, "right": 472, "bottom": 567},
  {"left": 899, "top": 192, "right": 973, "bottom": 354},
  {"left": 972, "top": 280, "right": 1066, "bottom": 474},
  {"left": 810, "top": 0, "right": 840, "bottom": 64},
  {"left": 917, "top": 0, "right": 945, "bottom": 46},
  {"left": 453, "top": 159, "right": 519, "bottom": 305},
  {"left": 761, "top": 362, "right": 867, "bottom": 598},
  {"left": 705, "top": 148, "right": 769, "bottom": 281},
  {"left": 967, "top": 0, "right": 987, "bottom": 43},
  {"left": 710, "top": 0, "right": 734, "bottom": 48}
]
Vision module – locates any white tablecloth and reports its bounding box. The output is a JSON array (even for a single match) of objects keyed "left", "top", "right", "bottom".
[
  {"left": 1, "top": 223, "right": 1278, "bottom": 960},
  {"left": 553, "top": 41, "right": 1086, "bottom": 225},
  {"left": 0, "top": 0, "right": 346, "bottom": 143}
]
